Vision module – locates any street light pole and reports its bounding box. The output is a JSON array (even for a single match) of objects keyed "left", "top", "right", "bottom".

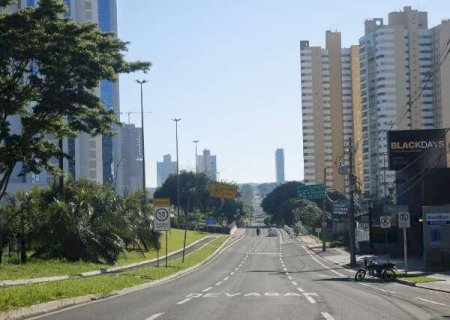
[
  {"left": 172, "top": 118, "right": 181, "bottom": 225},
  {"left": 136, "top": 79, "right": 148, "bottom": 195},
  {"left": 193, "top": 140, "right": 199, "bottom": 211}
]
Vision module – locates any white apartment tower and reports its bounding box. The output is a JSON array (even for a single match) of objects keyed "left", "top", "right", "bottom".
[
  {"left": 275, "top": 149, "right": 285, "bottom": 184},
  {"left": 359, "top": 6, "right": 450, "bottom": 197},
  {"left": 197, "top": 149, "right": 217, "bottom": 181},
  {"left": 300, "top": 31, "right": 362, "bottom": 193},
  {"left": 120, "top": 124, "right": 143, "bottom": 194}
]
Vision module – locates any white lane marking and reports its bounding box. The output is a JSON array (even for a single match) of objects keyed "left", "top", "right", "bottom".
[
  {"left": 202, "top": 287, "right": 213, "bottom": 292},
  {"left": 283, "top": 267, "right": 287, "bottom": 271},
  {"left": 297, "top": 287, "right": 305, "bottom": 293},
  {"left": 177, "top": 298, "right": 192, "bottom": 305},
  {"left": 223, "top": 276, "right": 229, "bottom": 281},
  {"left": 301, "top": 245, "right": 345, "bottom": 277},
  {"left": 416, "top": 298, "right": 447, "bottom": 307},
  {"left": 321, "top": 312, "right": 335, "bottom": 320},
  {"left": 235, "top": 267, "right": 239, "bottom": 271},
  {"left": 145, "top": 313, "right": 165, "bottom": 320},
  {"left": 303, "top": 292, "right": 318, "bottom": 304},
  {"left": 377, "top": 288, "right": 396, "bottom": 294},
  {"left": 358, "top": 283, "right": 395, "bottom": 294},
  {"left": 216, "top": 281, "right": 223, "bottom": 286},
  {"left": 292, "top": 281, "right": 297, "bottom": 286},
  {"left": 286, "top": 272, "right": 290, "bottom": 276},
  {"left": 230, "top": 272, "right": 235, "bottom": 275},
  {"left": 288, "top": 276, "right": 293, "bottom": 280}
]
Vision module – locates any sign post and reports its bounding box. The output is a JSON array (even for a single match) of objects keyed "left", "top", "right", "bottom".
[
  {"left": 398, "top": 211, "right": 410, "bottom": 274},
  {"left": 380, "top": 216, "right": 391, "bottom": 262},
  {"left": 153, "top": 198, "right": 171, "bottom": 267}
]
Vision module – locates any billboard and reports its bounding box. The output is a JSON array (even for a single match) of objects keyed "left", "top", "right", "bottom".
[
  {"left": 209, "top": 183, "right": 238, "bottom": 199},
  {"left": 388, "top": 129, "right": 449, "bottom": 170}
]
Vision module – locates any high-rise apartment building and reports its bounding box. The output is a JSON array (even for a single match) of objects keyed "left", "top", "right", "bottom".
[
  {"left": 275, "top": 149, "right": 285, "bottom": 184},
  {"left": 157, "top": 155, "right": 177, "bottom": 187},
  {"left": 300, "top": 31, "right": 362, "bottom": 193},
  {"left": 359, "top": 6, "right": 450, "bottom": 197},
  {"left": 119, "top": 124, "right": 143, "bottom": 194},
  {"left": 197, "top": 149, "right": 217, "bottom": 181},
  {"left": 3, "top": 0, "right": 121, "bottom": 193}
]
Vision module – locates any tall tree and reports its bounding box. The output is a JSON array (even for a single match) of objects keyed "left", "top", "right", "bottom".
[
  {"left": 0, "top": 0, "right": 150, "bottom": 200},
  {"left": 261, "top": 181, "right": 304, "bottom": 225}
]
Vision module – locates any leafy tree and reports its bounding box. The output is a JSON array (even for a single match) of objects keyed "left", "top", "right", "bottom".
[
  {"left": 0, "top": 0, "right": 150, "bottom": 200},
  {"left": 154, "top": 171, "right": 242, "bottom": 226},
  {"left": 291, "top": 199, "right": 322, "bottom": 231},
  {"left": 154, "top": 171, "right": 210, "bottom": 214},
  {"left": 261, "top": 181, "right": 304, "bottom": 225}
]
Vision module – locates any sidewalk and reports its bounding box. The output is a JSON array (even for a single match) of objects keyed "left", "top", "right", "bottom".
[{"left": 297, "top": 233, "right": 450, "bottom": 293}]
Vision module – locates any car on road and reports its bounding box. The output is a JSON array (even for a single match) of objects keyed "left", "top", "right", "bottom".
[{"left": 267, "top": 228, "right": 277, "bottom": 237}]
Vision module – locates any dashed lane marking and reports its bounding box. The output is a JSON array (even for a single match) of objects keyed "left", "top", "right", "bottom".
[
  {"left": 176, "top": 298, "right": 192, "bottom": 305},
  {"left": 216, "top": 281, "right": 223, "bottom": 286},
  {"left": 235, "top": 267, "right": 239, "bottom": 271},
  {"left": 223, "top": 276, "right": 229, "bottom": 281},
  {"left": 230, "top": 272, "right": 235, "bottom": 275},
  {"left": 202, "top": 287, "right": 213, "bottom": 292},
  {"left": 321, "top": 312, "right": 335, "bottom": 320},
  {"left": 288, "top": 276, "right": 292, "bottom": 280},
  {"left": 283, "top": 267, "right": 287, "bottom": 271},
  {"left": 416, "top": 298, "right": 447, "bottom": 307},
  {"left": 297, "top": 287, "right": 305, "bottom": 293},
  {"left": 145, "top": 313, "right": 165, "bottom": 320},
  {"left": 303, "top": 292, "right": 318, "bottom": 304},
  {"left": 292, "top": 281, "right": 297, "bottom": 286}
]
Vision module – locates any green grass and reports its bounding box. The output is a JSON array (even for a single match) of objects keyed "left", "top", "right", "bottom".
[
  {"left": 398, "top": 274, "right": 443, "bottom": 284},
  {"left": 0, "top": 236, "right": 228, "bottom": 312},
  {"left": 0, "top": 229, "right": 207, "bottom": 281}
]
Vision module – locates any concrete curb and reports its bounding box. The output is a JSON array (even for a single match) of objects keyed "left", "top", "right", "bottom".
[
  {"left": 0, "top": 276, "right": 71, "bottom": 288},
  {"left": 0, "top": 234, "right": 242, "bottom": 320}
]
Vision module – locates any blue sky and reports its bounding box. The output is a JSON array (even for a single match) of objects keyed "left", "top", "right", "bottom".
[{"left": 116, "top": 0, "right": 450, "bottom": 187}]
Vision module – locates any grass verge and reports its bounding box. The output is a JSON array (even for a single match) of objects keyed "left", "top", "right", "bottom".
[
  {"left": 0, "top": 236, "right": 228, "bottom": 312},
  {"left": 0, "top": 229, "right": 207, "bottom": 281},
  {"left": 398, "top": 273, "right": 443, "bottom": 284}
]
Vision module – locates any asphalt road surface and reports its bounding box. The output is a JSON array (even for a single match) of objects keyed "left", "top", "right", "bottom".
[{"left": 32, "top": 229, "right": 450, "bottom": 320}]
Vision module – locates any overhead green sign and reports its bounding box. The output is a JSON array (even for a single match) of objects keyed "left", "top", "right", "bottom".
[{"left": 298, "top": 184, "right": 325, "bottom": 200}]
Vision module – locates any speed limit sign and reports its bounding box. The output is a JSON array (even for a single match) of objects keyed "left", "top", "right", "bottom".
[
  {"left": 380, "top": 216, "right": 391, "bottom": 229},
  {"left": 153, "top": 207, "right": 171, "bottom": 231}
]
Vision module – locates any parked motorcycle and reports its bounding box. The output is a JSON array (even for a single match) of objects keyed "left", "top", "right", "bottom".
[{"left": 354, "top": 258, "right": 396, "bottom": 282}]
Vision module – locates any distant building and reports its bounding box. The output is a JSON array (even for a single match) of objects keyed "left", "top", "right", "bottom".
[
  {"left": 119, "top": 124, "right": 143, "bottom": 194},
  {"left": 157, "top": 155, "right": 177, "bottom": 187},
  {"left": 275, "top": 149, "right": 285, "bottom": 184},
  {"left": 197, "top": 149, "right": 217, "bottom": 181}
]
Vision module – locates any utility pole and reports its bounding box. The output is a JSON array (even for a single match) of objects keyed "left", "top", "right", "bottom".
[
  {"left": 348, "top": 137, "right": 356, "bottom": 266},
  {"left": 193, "top": 140, "right": 199, "bottom": 211},
  {"left": 172, "top": 118, "right": 181, "bottom": 225},
  {"left": 136, "top": 80, "right": 148, "bottom": 197},
  {"left": 322, "top": 167, "right": 327, "bottom": 252}
]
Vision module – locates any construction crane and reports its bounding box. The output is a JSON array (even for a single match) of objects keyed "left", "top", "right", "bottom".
[{"left": 120, "top": 111, "right": 151, "bottom": 124}]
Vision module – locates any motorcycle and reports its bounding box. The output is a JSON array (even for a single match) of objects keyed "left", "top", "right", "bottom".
[{"left": 354, "top": 258, "right": 396, "bottom": 282}]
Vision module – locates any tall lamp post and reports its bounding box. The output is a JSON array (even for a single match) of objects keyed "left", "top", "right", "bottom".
[
  {"left": 193, "top": 140, "right": 199, "bottom": 211},
  {"left": 172, "top": 119, "right": 181, "bottom": 225},
  {"left": 136, "top": 79, "right": 148, "bottom": 195}
]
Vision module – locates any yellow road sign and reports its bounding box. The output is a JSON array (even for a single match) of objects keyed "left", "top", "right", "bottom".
[
  {"left": 154, "top": 198, "right": 171, "bottom": 207},
  {"left": 209, "top": 183, "right": 238, "bottom": 199}
]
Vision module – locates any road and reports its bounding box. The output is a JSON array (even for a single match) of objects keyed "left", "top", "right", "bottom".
[{"left": 33, "top": 229, "right": 450, "bottom": 320}]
